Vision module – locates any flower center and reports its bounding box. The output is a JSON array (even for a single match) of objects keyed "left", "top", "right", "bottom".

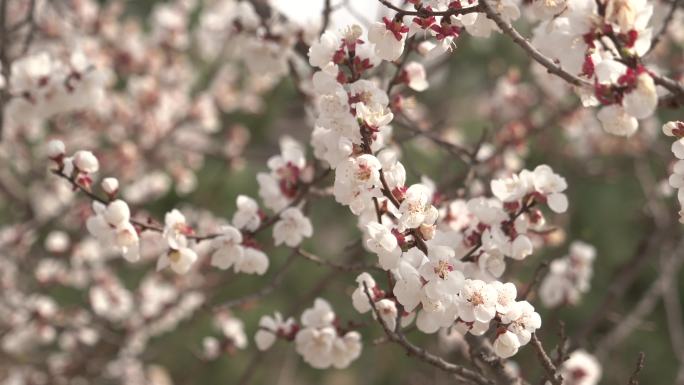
[
  {"left": 434, "top": 260, "right": 453, "bottom": 279},
  {"left": 356, "top": 164, "right": 372, "bottom": 181},
  {"left": 470, "top": 292, "right": 484, "bottom": 306},
  {"left": 168, "top": 250, "right": 181, "bottom": 263}
]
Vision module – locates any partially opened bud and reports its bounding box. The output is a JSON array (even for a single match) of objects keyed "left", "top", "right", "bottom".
[
  {"left": 73, "top": 151, "right": 99, "bottom": 173},
  {"left": 47, "top": 140, "right": 65, "bottom": 160}
]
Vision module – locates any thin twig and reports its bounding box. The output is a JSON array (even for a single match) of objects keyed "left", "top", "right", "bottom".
[
  {"left": 321, "top": 0, "right": 332, "bottom": 33},
  {"left": 295, "top": 248, "right": 381, "bottom": 272},
  {"left": 594, "top": 240, "right": 684, "bottom": 358},
  {"left": 213, "top": 251, "right": 299, "bottom": 312},
  {"left": 648, "top": 0, "right": 680, "bottom": 54},
  {"left": 554, "top": 321, "right": 567, "bottom": 368},
  {"left": 627, "top": 352, "right": 646, "bottom": 385},
  {"left": 530, "top": 333, "right": 563, "bottom": 385},
  {"left": 521, "top": 261, "right": 549, "bottom": 300}
]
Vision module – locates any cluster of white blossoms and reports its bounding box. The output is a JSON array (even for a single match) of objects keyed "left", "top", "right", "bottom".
[
  {"left": 365, "top": 0, "right": 523, "bottom": 62},
  {"left": 539, "top": 241, "right": 596, "bottom": 308},
  {"left": 257, "top": 137, "right": 312, "bottom": 211},
  {"left": 4, "top": 51, "right": 106, "bottom": 125},
  {"left": 664, "top": 121, "right": 684, "bottom": 223},
  {"left": 298, "top": 18, "right": 576, "bottom": 363},
  {"left": 532, "top": 0, "right": 659, "bottom": 137},
  {"left": 202, "top": 311, "right": 248, "bottom": 359},
  {"left": 47, "top": 141, "right": 142, "bottom": 263},
  {"left": 254, "top": 299, "right": 362, "bottom": 369},
  {"left": 48, "top": 137, "right": 318, "bottom": 278}
]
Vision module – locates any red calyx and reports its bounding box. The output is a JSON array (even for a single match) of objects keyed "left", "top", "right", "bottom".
[
  {"left": 392, "top": 228, "right": 407, "bottom": 246},
  {"left": 582, "top": 55, "right": 595, "bottom": 78},
  {"left": 429, "top": 23, "right": 461, "bottom": 41},
  {"left": 382, "top": 17, "right": 409, "bottom": 41}
]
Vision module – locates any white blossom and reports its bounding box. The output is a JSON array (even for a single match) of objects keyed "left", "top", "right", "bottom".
[
  {"left": 273, "top": 207, "right": 313, "bottom": 247},
  {"left": 210, "top": 226, "right": 244, "bottom": 270}
]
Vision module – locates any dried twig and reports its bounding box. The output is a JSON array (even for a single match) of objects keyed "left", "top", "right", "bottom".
[
  {"left": 627, "top": 352, "right": 646, "bottom": 385},
  {"left": 530, "top": 333, "right": 563, "bottom": 385},
  {"left": 521, "top": 261, "right": 549, "bottom": 300}
]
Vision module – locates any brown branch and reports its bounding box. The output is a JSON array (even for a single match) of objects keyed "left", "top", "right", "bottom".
[
  {"left": 652, "top": 73, "right": 684, "bottom": 104},
  {"left": 553, "top": 321, "right": 568, "bottom": 368},
  {"left": 627, "top": 352, "right": 646, "bottom": 385},
  {"left": 521, "top": 261, "right": 549, "bottom": 300},
  {"left": 321, "top": 0, "right": 332, "bottom": 33},
  {"left": 530, "top": 333, "right": 563, "bottom": 385},
  {"left": 378, "top": 0, "right": 483, "bottom": 17},
  {"left": 478, "top": 0, "right": 591, "bottom": 88},
  {"left": 19, "top": 0, "right": 37, "bottom": 55},
  {"left": 663, "top": 272, "right": 684, "bottom": 363},
  {"left": 465, "top": 334, "right": 527, "bottom": 385},
  {"left": 295, "top": 247, "right": 382, "bottom": 272},
  {"left": 648, "top": 0, "right": 680, "bottom": 54},
  {"left": 362, "top": 283, "right": 496, "bottom": 385}
]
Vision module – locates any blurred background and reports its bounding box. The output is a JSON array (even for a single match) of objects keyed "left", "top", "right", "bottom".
[{"left": 1, "top": 0, "right": 684, "bottom": 384}]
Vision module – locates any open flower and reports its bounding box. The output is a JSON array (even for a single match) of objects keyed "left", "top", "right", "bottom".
[
  {"left": 273, "top": 207, "right": 313, "bottom": 247},
  {"left": 210, "top": 226, "right": 244, "bottom": 270},
  {"left": 157, "top": 247, "right": 198, "bottom": 274},
  {"left": 368, "top": 18, "right": 408, "bottom": 61},
  {"left": 457, "top": 279, "right": 497, "bottom": 323},
  {"left": 365, "top": 222, "right": 401, "bottom": 269},
  {"left": 398, "top": 184, "right": 438, "bottom": 230},
  {"left": 86, "top": 200, "right": 140, "bottom": 262}
]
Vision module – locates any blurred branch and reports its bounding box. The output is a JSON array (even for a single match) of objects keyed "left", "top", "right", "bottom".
[
  {"left": 213, "top": 251, "right": 299, "bottom": 312},
  {"left": 295, "top": 247, "right": 382, "bottom": 272},
  {"left": 663, "top": 268, "right": 684, "bottom": 363},
  {"left": 321, "top": 0, "right": 332, "bottom": 33},
  {"left": 648, "top": 0, "right": 680, "bottom": 54},
  {"left": 520, "top": 261, "right": 549, "bottom": 300},
  {"left": 594, "top": 239, "right": 684, "bottom": 358},
  {"left": 573, "top": 222, "right": 663, "bottom": 342},
  {"left": 0, "top": 0, "right": 9, "bottom": 140}
]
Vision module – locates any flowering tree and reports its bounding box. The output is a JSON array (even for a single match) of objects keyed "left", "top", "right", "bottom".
[{"left": 0, "top": 0, "right": 683, "bottom": 383}]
